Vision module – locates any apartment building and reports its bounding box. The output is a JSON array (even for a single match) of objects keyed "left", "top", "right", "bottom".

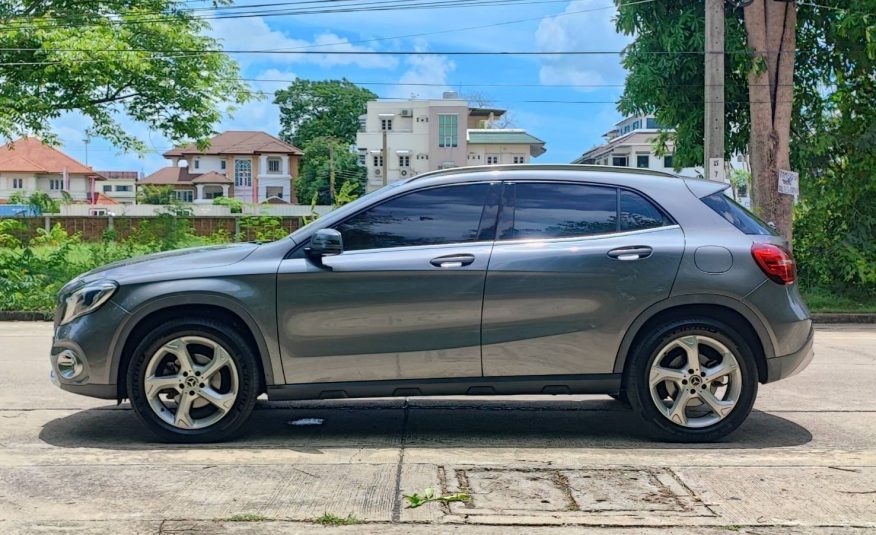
[
  {"left": 0, "top": 137, "right": 106, "bottom": 203},
  {"left": 572, "top": 115, "right": 699, "bottom": 177},
  {"left": 141, "top": 131, "right": 303, "bottom": 203},
  {"left": 356, "top": 93, "right": 546, "bottom": 191},
  {"left": 95, "top": 171, "right": 138, "bottom": 204}
]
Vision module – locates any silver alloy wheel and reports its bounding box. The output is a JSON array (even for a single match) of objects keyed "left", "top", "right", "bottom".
[
  {"left": 648, "top": 335, "right": 742, "bottom": 428},
  {"left": 143, "top": 336, "right": 239, "bottom": 430}
]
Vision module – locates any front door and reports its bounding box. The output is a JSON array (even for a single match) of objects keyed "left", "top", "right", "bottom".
[
  {"left": 276, "top": 182, "right": 499, "bottom": 384},
  {"left": 481, "top": 181, "right": 685, "bottom": 377}
]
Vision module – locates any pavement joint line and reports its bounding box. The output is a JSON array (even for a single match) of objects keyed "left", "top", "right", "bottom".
[
  {"left": 5, "top": 463, "right": 876, "bottom": 469},
  {"left": 3, "top": 407, "right": 876, "bottom": 413},
  {"left": 390, "top": 396, "right": 410, "bottom": 523}
]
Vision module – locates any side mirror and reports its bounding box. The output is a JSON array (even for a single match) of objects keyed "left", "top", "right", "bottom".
[{"left": 307, "top": 229, "right": 343, "bottom": 261}]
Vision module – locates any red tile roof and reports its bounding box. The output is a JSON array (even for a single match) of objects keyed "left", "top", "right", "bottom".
[
  {"left": 141, "top": 167, "right": 232, "bottom": 185},
  {"left": 164, "top": 131, "right": 303, "bottom": 157},
  {"left": 0, "top": 137, "right": 103, "bottom": 177}
]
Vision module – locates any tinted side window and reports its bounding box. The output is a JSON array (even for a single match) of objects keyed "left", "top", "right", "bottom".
[
  {"left": 335, "top": 183, "right": 489, "bottom": 251},
  {"left": 701, "top": 192, "right": 776, "bottom": 236},
  {"left": 501, "top": 183, "right": 617, "bottom": 240},
  {"left": 620, "top": 190, "right": 669, "bottom": 231}
]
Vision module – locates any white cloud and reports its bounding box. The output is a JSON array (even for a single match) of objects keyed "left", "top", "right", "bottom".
[
  {"left": 535, "top": 0, "right": 630, "bottom": 91},
  {"left": 386, "top": 40, "right": 456, "bottom": 99},
  {"left": 210, "top": 17, "right": 398, "bottom": 70}
]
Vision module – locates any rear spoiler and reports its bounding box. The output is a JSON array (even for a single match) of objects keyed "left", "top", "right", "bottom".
[{"left": 683, "top": 178, "right": 730, "bottom": 198}]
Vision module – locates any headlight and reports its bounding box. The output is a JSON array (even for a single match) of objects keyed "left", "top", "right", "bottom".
[{"left": 59, "top": 280, "right": 118, "bottom": 326}]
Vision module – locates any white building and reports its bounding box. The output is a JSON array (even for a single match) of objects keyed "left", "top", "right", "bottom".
[
  {"left": 95, "top": 171, "right": 138, "bottom": 204},
  {"left": 0, "top": 137, "right": 105, "bottom": 203},
  {"left": 356, "top": 93, "right": 546, "bottom": 191}
]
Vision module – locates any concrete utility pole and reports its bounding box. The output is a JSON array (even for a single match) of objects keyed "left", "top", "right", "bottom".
[
  {"left": 381, "top": 130, "right": 388, "bottom": 187},
  {"left": 704, "top": 0, "right": 725, "bottom": 182},
  {"left": 328, "top": 142, "right": 336, "bottom": 204}
]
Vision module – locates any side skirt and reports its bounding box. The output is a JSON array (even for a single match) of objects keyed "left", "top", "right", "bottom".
[{"left": 267, "top": 373, "right": 621, "bottom": 401}]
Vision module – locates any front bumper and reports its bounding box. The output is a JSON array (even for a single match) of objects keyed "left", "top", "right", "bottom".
[{"left": 765, "top": 325, "right": 814, "bottom": 383}]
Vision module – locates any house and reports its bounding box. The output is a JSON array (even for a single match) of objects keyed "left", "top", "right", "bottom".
[
  {"left": 95, "top": 171, "right": 138, "bottom": 204},
  {"left": 0, "top": 137, "right": 105, "bottom": 202},
  {"left": 356, "top": 93, "right": 546, "bottom": 191},
  {"left": 141, "top": 131, "right": 303, "bottom": 204},
  {"left": 571, "top": 115, "right": 699, "bottom": 177}
]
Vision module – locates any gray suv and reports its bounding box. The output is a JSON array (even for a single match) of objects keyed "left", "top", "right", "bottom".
[{"left": 50, "top": 165, "right": 814, "bottom": 442}]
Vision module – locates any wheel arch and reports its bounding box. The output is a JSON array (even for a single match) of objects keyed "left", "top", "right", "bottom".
[
  {"left": 613, "top": 295, "right": 775, "bottom": 384},
  {"left": 113, "top": 295, "right": 276, "bottom": 400}
]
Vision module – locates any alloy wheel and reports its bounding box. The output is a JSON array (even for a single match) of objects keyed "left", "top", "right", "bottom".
[
  {"left": 143, "top": 336, "right": 239, "bottom": 429},
  {"left": 648, "top": 334, "right": 743, "bottom": 428}
]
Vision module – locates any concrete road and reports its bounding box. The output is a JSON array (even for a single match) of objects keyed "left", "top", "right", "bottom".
[{"left": 0, "top": 323, "right": 874, "bottom": 534}]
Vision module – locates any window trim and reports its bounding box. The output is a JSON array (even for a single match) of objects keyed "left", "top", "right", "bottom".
[{"left": 494, "top": 180, "right": 676, "bottom": 243}]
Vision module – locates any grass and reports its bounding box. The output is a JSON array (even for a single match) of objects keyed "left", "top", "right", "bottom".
[
  {"left": 800, "top": 286, "right": 876, "bottom": 313},
  {"left": 312, "top": 512, "right": 362, "bottom": 526},
  {"left": 224, "top": 513, "right": 270, "bottom": 522}
]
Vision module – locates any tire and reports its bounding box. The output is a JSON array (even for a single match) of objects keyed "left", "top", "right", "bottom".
[
  {"left": 624, "top": 317, "right": 758, "bottom": 442},
  {"left": 126, "top": 317, "right": 260, "bottom": 443}
]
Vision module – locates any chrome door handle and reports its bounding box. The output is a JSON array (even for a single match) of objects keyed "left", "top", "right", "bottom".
[
  {"left": 430, "top": 254, "right": 475, "bottom": 268},
  {"left": 607, "top": 246, "right": 653, "bottom": 261}
]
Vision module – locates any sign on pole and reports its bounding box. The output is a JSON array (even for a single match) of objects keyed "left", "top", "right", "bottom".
[
  {"left": 708, "top": 158, "right": 726, "bottom": 182},
  {"left": 778, "top": 169, "right": 799, "bottom": 201}
]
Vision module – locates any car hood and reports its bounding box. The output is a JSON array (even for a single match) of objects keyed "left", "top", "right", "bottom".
[{"left": 69, "top": 243, "right": 261, "bottom": 287}]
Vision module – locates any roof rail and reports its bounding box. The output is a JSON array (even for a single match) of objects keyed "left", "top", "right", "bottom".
[{"left": 407, "top": 163, "right": 680, "bottom": 183}]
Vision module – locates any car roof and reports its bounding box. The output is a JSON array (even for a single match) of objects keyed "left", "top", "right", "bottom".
[{"left": 408, "top": 164, "right": 680, "bottom": 183}]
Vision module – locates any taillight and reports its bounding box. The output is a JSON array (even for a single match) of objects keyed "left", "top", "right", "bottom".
[{"left": 751, "top": 243, "right": 796, "bottom": 285}]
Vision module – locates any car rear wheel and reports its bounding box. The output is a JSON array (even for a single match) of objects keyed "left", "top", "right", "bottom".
[
  {"left": 127, "top": 318, "right": 259, "bottom": 442},
  {"left": 625, "top": 318, "right": 758, "bottom": 442}
]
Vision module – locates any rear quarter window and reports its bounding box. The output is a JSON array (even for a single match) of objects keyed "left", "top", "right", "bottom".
[{"left": 701, "top": 192, "right": 776, "bottom": 236}]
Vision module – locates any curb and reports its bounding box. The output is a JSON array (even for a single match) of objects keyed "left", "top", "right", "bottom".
[
  {"left": 0, "top": 311, "right": 52, "bottom": 321},
  {"left": 811, "top": 313, "right": 876, "bottom": 324}
]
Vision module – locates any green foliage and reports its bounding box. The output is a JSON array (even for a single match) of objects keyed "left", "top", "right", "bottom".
[
  {"left": 212, "top": 196, "right": 243, "bottom": 213},
  {"left": 297, "top": 136, "right": 366, "bottom": 205},
  {"left": 728, "top": 168, "right": 750, "bottom": 200},
  {"left": 800, "top": 286, "right": 876, "bottom": 313},
  {"left": 137, "top": 185, "right": 176, "bottom": 205},
  {"left": 312, "top": 513, "right": 361, "bottom": 526},
  {"left": 275, "top": 79, "right": 376, "bottom": 148},
  {"left": 0, "top": 219, "right": 26, "bottom": 247},
  {"left": 130, "top": 205, "right": 195, "bottom": 251},
  {"left": 31, "top": 223, "right": 80, "bottom": 247},
  {"left": 239, "top": 216, "right": 288, "bottom": 242},
  {"left": 224, "top": 513, "right": 269, "bottom": 522},
  {"left": 0, "top": 0, "right": 252, "bottom": 152},
  {"left": 402, "top": 488, "right": 470, "bottom": 509},
  {"left": 8, "top": 191, "right": 60, "bottom": 214}
]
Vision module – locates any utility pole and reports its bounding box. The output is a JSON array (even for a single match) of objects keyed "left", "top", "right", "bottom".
[
  {"left": 704, "top": 0, "right": 725, "bottom": 182},
  {"left": 328, "top": 142, "right": 336, "bottom": 204},
  {"left": 82, "top": 136, "right": 91, "bottom": 166},
  {"left": 381, "top": 129, "right": 388, "bottom": 187}
]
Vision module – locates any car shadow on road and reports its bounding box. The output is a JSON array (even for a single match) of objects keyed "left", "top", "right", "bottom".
[{"left": 38, "top": 397, "right": 812, "bottom": 450}]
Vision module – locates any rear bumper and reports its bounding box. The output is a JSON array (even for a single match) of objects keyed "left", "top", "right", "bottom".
[{"left": 765, "top": 325, "right": 814, "bottom": 383}]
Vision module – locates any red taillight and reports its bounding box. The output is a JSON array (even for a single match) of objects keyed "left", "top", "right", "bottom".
[{"left": 751, "top": 243, "right": 796, "bottom": 285}]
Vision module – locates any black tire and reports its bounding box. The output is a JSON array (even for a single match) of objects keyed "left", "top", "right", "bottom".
[
  {"left": 624, "top": 317, "right": 758, "bottom": 442},
  {"left": 127, "top": 317, "right": 260, "bottom": 443}
]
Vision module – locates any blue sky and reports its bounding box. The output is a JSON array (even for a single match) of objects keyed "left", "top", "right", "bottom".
[{"left": 53, "top": 0, "right": 632, "bottom": 175}]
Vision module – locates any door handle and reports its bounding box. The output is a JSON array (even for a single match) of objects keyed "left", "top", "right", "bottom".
[
  {"left": 607, "top": 246, "right": 653, "bottom": 261},
  {"left": 430, "top": 254, "right": 476, "bottom": 268}
]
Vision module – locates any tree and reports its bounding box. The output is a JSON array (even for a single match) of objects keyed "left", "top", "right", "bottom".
[
  {"left": 0, "top": 1, "right": 252, "bottom": 152},
  {"left": 8, "top": 191, "right": 59, "bottom": 213},
  {"left": 274, "top": 79, "right": 377, "bottom": 148},
  {"left": 137, "top": 185, "right": 175, "bottom": 205},
  {"left": 296, "top": 136, "right": 366, "bottom": 205}
]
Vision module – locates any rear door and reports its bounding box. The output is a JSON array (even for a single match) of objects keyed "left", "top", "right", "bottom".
[
  {"left": 276, "top": 182, "right": 500, "bottom": 383},
  {"left": 481, "top": 181, "right": 685, "bottom": 377}
]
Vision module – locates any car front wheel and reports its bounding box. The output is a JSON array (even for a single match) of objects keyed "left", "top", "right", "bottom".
[
  {"left": 625, "top": 318, "right": 758, "bottom": 442},
  {"left": 127, "top": 318, "right": 259, "bottom": 442}
]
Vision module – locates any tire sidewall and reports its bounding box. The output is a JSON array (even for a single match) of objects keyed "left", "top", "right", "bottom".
[
  {"left": 626, "top": 319, "right": 759, "bottom": 442},
  {"left": 127, "top": 319, "right": 259, "bottom": 443}
]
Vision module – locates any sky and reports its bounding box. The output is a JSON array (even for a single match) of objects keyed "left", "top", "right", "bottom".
[{"left": 53, "top": 0, "right": 633, "bottom": 175}]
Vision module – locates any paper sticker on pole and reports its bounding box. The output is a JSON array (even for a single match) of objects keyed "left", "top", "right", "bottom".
[
  {"left": 778, "top": 169, "right": 799, "bottom": 201},
  {"left": 708, "top": 158, "right": 726, "bottom": 182}
]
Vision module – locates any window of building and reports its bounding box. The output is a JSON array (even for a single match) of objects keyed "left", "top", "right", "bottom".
[
  {"left": 632, "top": 120, "right": 641, "bottom": 130},
  {"left": 373, "top": 155, "right": 384, "bottom": 167},
  {"left": 513, "top": 155, "right": 525, "bottom": 164},
  {"left": 204, "top": 188, "right": 223, "bottom": 200},
  {"left": 12, "top": 178, "right": 23, "bottom": 189},
  {"left": 234, "top": 159, "right": 252, "bottom": 187},
  {"left": 266, "top": 186, "right": 284, "bottom": 199},
  {"left": 620, "top": 190, "right": 669, "bottom": 231},
  {"left": 486, "top": 155, "right": 499, "bottom": 165},
  {"left": 499, "top": 183, "right": 618, "bottom": 240},
  {"left": 381, "top": 118, "right": 393, "bottom": 131},
  {"left": 193, "top": 159, "right": 200, "bottom": 170},
  {"left": 636, "top": 154, "right": 650, "bottom": 168},
  {"left": 174, "top": 189, "right": 193, "bottom": 203},
  {"left": 49, "top": 179, "right": 63, "bottom": 190},
  {"left": 103, "top": 185, "right": 112, "bottom": 193},
  {"left": 267, "top": 157, "right": 282, "bottom": 173},
  {"left": 220, "top": 160, "right": 227, "bottom": 171},
  {"left": 438, "top": 114, "right": 458, "bottom": 147},
  {"left": 115, "top": 185, "right": 132, "bottom": 192},
  {"left": 335, "top": 183, "right": 489, "bottom": 251},
  {"left": 398, "top": 155, "right": 410, "bottom": 167},
  {"left": 612, "top": 156, "right": 628, "bottom": 167},
  {"left": 663, "top": 155, "right": 674, "bottom": 168},
  {"left": 647, "top": 117, "right": 662, "bottom": 129},
  {"left": 358, "top": 153, "right": 367, "bottom": 166}
]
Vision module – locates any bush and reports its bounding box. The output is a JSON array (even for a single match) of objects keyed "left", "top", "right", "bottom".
[
  {"left": 239, "top": 216, "right": 288, "bottom": 242},
  {"left": 213, "top": 196, "right": 243, "bottom": 213}
]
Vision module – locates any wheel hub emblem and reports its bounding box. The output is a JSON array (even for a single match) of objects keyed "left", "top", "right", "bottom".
[
  {"left": 185, "top": 376, "right": 198, "bottom": 388},
  {"left": 690, "top": 375, "right": 702, "bottom": 386}
]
